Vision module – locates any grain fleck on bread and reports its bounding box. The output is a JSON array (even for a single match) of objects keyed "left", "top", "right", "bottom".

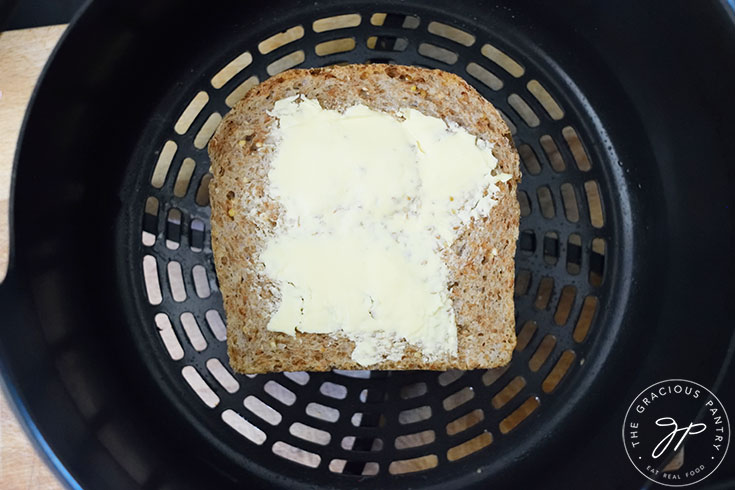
[{"left": 208, "top": 64, "right": 521, "bottom": 373}]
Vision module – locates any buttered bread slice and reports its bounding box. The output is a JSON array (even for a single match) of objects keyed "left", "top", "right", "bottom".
[{"left": 208, "top": 64, "right": 520, "bottom": 373}]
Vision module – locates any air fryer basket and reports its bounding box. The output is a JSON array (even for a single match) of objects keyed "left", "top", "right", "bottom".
[{"left": 1, "top": 1, "right": 733, "bottom": 489}]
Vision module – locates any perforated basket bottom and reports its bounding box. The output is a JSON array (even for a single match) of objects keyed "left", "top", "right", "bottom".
[{"left": 128, "top": 6, "right": 618, "bottom": 487}]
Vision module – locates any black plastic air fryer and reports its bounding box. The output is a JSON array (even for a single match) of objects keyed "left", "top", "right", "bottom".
[{"left": 1, "top": 1, "right": 733, "bottom": 488}]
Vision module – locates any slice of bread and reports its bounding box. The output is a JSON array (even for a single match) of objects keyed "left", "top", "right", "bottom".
[{"left": 208, "top": 64, "right": 520, "bottom": 373}]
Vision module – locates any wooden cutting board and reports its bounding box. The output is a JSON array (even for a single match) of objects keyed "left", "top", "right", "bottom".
[{"left": 0, "top": 24, "right": 67, "bottom": 490}]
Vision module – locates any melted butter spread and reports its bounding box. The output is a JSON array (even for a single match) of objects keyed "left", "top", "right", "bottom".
[{"left": 260, "top": 96, "right": 512, "bottom": 366}]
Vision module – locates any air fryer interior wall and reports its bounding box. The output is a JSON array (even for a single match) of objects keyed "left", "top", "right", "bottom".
[{"left": 0, "top": 1, "right": 733, "bottom": 489}]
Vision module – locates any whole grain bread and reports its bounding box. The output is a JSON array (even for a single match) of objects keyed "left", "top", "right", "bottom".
[{"left": 208, "top": 64, "right": 520, "bottom": 373}]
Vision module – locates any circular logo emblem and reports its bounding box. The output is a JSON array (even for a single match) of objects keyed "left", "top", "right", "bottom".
[{"left": 623, "top": 379, "right": 730, "bottom": 487}]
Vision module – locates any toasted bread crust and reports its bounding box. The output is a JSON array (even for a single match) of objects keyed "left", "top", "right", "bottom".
[{"left": 208, "top": 64, "right": 520, "bottom": 373}]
